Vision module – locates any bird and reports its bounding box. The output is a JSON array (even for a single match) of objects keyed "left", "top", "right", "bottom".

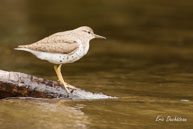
[{"left": 15, "top": 26, "right": 106, "bottom": 94}]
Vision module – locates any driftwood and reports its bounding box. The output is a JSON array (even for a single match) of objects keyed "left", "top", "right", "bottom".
[
  {"left": 0, "top": 70, "right": 114, "bottom": 99},
  {"left": 0, "top": 70, "right": 75, "bottom": 99}
]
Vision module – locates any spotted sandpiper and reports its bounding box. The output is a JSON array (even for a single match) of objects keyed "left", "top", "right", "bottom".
[{"left": 15, "top": 26, "right": 106, "bottom": 94}]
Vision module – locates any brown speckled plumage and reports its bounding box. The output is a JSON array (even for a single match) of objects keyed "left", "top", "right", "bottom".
[
  {"left": 18, "top": 33, "right": 80, "bottom": 54},
  {"left": 17, "top": 26, "right": 97, "bottom": 54}
]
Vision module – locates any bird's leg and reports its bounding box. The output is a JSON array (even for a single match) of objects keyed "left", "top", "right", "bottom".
[
  {"left": 54, "top": 64, "right": 70, "bottom": 94},
  {"left": 54, "top": 65, "right": 60, "bottom": 81},
  {"left": 54, "top": 65, "right": 77, "bottom": 93},
  {"left": 56, "top": 65, "right": 77, "bottom": 89}
]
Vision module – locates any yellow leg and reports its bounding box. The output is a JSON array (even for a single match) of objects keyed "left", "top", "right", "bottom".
[{"left": 54, "top": 65, "right": 77, "bottom": 94}]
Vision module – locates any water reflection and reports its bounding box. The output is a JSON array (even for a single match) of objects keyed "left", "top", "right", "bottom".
[{"left": 0, "top": 99, "right": 89, "bottom": 129}]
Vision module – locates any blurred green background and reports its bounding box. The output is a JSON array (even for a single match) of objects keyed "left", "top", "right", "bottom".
[{"left": 1, "top": 0, "right": 193, "bottom": 129}]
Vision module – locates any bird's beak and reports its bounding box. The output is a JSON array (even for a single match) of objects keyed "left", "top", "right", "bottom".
[{"left": 94, "top": 34, "right": 106, "bottom": 39}]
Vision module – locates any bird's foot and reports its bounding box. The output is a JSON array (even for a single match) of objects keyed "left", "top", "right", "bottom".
[
  {"left": 66, "top": 84, "right": 77, "bottom": 89},
  {"left": 60, "top": 83, "right": 77, "bottom": 94},
  {"left": 66, "top": 84, "right": 77, "bottom": 93}
]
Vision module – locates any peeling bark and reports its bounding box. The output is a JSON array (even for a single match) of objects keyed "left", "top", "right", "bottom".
[{"left": 0, "top": 70, "right": 71, "bottom": 99}]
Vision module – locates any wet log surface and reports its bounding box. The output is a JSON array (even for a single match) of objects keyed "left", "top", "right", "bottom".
[
  {"left": 0, "top": 70, "right": 114, "bottom": 99},
  {"left": 0, "top": 70, "right": 73, "bottom": 99}
]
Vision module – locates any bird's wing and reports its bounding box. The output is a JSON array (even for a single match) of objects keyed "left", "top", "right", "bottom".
[{"left": 18, "top": 34, "right": 79, "bottom": 54}]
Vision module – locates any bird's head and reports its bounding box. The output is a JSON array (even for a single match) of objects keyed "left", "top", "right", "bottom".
[{"left": 74, "top": 26, "right": 106, "bottom": 40}]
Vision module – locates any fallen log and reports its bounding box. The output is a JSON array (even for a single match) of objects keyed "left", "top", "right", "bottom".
[
  {"left": 0, "top": 70, "right": 114, "bottom": 99},
  {"left": 0, "top": 70, "right": 74, "bottom": 99}
]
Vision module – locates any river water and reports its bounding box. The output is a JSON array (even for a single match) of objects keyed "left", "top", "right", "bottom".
[{"left": 0, "top": 0, "right": 193, "bottom": 129}]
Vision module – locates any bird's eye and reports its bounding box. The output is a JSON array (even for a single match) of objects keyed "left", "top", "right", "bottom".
[{"left": 88, "top": 31, "right": 91, "bottom": 34}]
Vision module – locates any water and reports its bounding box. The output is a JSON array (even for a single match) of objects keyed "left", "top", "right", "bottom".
[{"left": 0, "top": 0, "right": 193, "bottom": 128}]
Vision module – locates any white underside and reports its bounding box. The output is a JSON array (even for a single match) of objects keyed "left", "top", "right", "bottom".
[{"left": 15, "top": 46, "right": 87, "bottom": 64}]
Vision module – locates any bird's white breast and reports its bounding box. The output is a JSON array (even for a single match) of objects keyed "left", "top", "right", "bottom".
[{"left": 83, "top": 42, "right": 90, "bottom": 55}]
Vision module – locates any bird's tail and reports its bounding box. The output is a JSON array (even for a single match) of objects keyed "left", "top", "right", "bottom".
[
  {"left": 14, "top": 45, "right": 28, "bottom": 51},
  {"left": 14, "top": 45, "right": 31, "bottom": 52},
  {"left": 14, "top": 48, "right": 25, "bottom": 51}
]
